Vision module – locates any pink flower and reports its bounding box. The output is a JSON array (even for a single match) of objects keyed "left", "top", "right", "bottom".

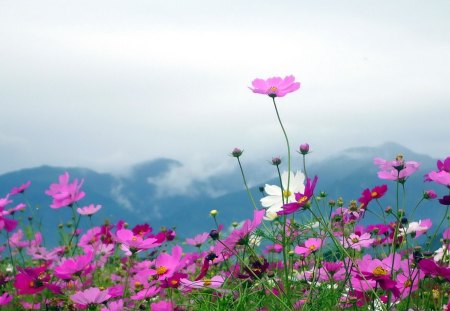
[
  {"left": 10, "top": 181, "right": 31, "bottom": 195},
  {"left": 342, "top": 232, "right": 375, "bottom": 251},
  {"left": 77, "top": 204, "right": 102, "bottom": 216},
  {"left": 425, "top": 156, "right": 450, "bottom": 186},
  {"left": 45, "top": 172, "right": 85, "bottom": 208},
  {"left": 214, "top": 210, "right": 265, "bottom": 256},
  {"left": 424, "top": 189, "right": 438, "bottom": 199},
  {"left": 294, "top": 238, "right": 324, "bottom": 257},
  {"left": 116, "top": 228, "right": 161, "bottom": 256},
  {"left": 54, "top": 251, "right": 94, "bottom": 280},
  {"left": 151, "top": 300, "right": 175, "bottom": 311},
  {"left": 180, "top": 275, "right": 224, "bottom": 291},
  {"left": 355, "top": 255, "right": 399, "bottom": 297},
  {"left": 150, "top": 245, "right": 184, "bottom": 281},
  {"left": 70, "top": 287, "right": 111, "bottom": 308},
  {"left": 278, "top": 176, "right": 318, "bottom": 215},
  {"left": 100, "top": 299, "right": 124, "bottom": 311},
  {"left": 0, "top": 292, "right": 12, "bottom": 306},
  {"left": 185, "top": 232, "right": 209, "bottom": 247},
  {"left": 418, "top": 259, "right": 450, "bottom": 280},
  {"left": 374, "top": 156, "right": 420, "bottom": 181},
  {"left": 249, "top": 75, "right": 300, "bottom": 98}
]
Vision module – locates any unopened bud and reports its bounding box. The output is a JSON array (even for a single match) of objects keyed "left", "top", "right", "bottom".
[
  {"left": 231, "top": 148, "right": 243, "bottom": 157},
  {"left": 299, "top": 143, "right": 310, "bottom": 155},
  {"left": 210, "top": 209, "right": 218, "bottom": 217},
  {"left": 209, "top": 230, "right": 219, "bottom": 240},
  {"left": 271, "top": 157, "right": 281, "bottom": 166}
]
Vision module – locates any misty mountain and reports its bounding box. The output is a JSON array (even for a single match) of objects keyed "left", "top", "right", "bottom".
[{"left": 0, "top": 142, "right": 447, "bottom": 247}]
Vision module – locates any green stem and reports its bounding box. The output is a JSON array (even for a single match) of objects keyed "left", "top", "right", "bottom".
[
  {"left": 272, "top": 98, "right": 291, "bottom": 196},
  {"left": 237, "top": 157, "right": 257, "bottom": 210}
]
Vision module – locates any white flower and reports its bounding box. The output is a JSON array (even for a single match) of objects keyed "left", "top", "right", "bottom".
[
  {"left": 399, "top": 220, "right": 429, "bottom": 236},
  {"left": 260, "top": 171, "right": 305, "bottom": 221},
  {"left": 434, "top": 245, "right": 448, "bottom": 263}
]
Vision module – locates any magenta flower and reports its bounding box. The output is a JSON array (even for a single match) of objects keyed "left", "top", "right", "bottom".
[
  {"left": 14, "top": 263, "right": 61, "bottom": 295},
  {"left": 294, "top": 238, "right": 324, "bottom": 257},
  {"left": 70, "top": 287, "right": 111, "bottom": 308},
  {"left": 151, "top": 300, "right": 175, "bottom": 311},
  {"left": 418, "top": 259, "right": 450, "bottom": 280},
  {"left": 299, "top": 143, "right": 310, "bottom": 155},
  {"left": 249, "top": 75, "right": 300, "bottom": 98},
  {"left": 374, "top": 156, "right": 420, "bottom": 181},
  {"left": 115, "top": 228, "right": 161, "bottom": 256},
  {"left": 77, "top": 204, "right": 102, "bottom": 216},
  {"left": 100, "top": 299, "right": 124, "bottom": 311},
  {"left": 278, "top": 176, "right": 318, "bottom": 215},
  {"left": 150, "top": 245, "right": 184, "bottom": 281},
  {"left": 54, "top": 251, "right": 94, "bottom": 280},
  {"left": 358, "top": 184, "right": 388, "bottom": 209},
  {"left": 10, "top": 181, "right": 31, "bottom": 195},
  {"left": 215, "top": 209, "right": 265, "bottom": 256},
  {"left": 0, "top": 292, "right": 12, "bottom": 306},
  {"left": 355, "top": 256, "right": 399, "bottom": 297},
  {"left": 45, "top": 172, "right": 85, "bottom": 208},
  {"left": 423, "top": 189, "right": 438, "bottom": 199}
]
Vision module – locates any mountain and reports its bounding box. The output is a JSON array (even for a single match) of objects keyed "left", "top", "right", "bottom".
[{"left": 0, "top": 143, "right": 447, "bottom": 246}]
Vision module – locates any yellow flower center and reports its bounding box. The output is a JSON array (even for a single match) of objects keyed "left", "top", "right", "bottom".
[
  {"left": 29, "top": 281, "right": 35, "bottom": 288},
  {"left": 156, "top": 266, "right": 168, "bottom": 275},
  {"left": 371, "top": 191, "right": 378, "bottom": 198},
  {"left": 404, "top": 279, "right": 412, "bottom": 287},
  {"left": 372, "top": 266, "right": 389, "bottom": 277},
  {"left": 268, "top": 86, "right": 278, "bottom": 93},
  {"left": 203, "top": 279, "right": 212, "bottom": 286},
  {"left": 170, "top": 279, "right": 179, "bottom": 286},
  {"left": 351, "top": 237, "right": 359, "bottom": 243},
  {"left": 283, "top": 190, "right": 292, "bottom": 198},
  {"left": 308, "top": 245, "right": 316, "bottom": 251},
  {"left": 297, "top": 196, "right": 308, "bottom": 204}
]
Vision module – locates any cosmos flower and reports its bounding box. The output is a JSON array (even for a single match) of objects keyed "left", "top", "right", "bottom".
[
  {"left": 185, "top": 232, "right": 210, "bottom": 247},
  {"left": 342, "top": 232, "right": 375, "bottom": 251},
  {"left": 77, "top": 204, "right": 102, "bottom": 216},
  {"left": 45, "top": 172, "right": 85, "bottom": 209},
  {"left": 10, "top": 181, "right": 31, "bottom": 195},
  {"left": 374, "top": 155, "right": 420, "bottom": 181},
  {"left": 261, "top": 171, "right": 305, "bottom": 220},
  {"left": 294, "top": 238, "right": 324, "bottom": 257},
  {"left": 115, "top": 229, "right": 161, "bottom": 256},
  {"left": 70, "top": 287, "right": 111, "bottom": 308},
  {"left": 358, "top": 184, "right": 388, "bottom": 209},
  {"left": 249, "top": 75, "right": 300, "bottom": 98},
  {"left": 425, "top": 156, "right": 450, "bottom": 186},
  {"left": 277, "top": 176, "right": 318, "bottom": 216}
]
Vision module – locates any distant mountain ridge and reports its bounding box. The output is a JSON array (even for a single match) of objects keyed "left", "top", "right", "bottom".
[{"left": 0, "top": 142, "right": 447, "bottom": 246}]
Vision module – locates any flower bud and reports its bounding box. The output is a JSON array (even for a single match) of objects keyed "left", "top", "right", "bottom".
[
  {"left": 423, "top": 190, "right": 437, "bottom": 200},
  {"left": 385, "top": 206, "right": 392, "bottom": 214},
  {"left": 209, "top": 230, "right": 219, "bottom": 240},
  {"left": 210, "top": 209, "right": 218, "bottom": 217},
  {"left": 299, "top": 143, "right": 310, "bottom": 155},
  {"left": 231, "top": 148, "right": 243, "bottom": 157},
  {"left": 232, "top": 221, "right": 239, "bottom": 228},
  {"left": 271, "top": 157, "right": 281, "bottom": 166}
]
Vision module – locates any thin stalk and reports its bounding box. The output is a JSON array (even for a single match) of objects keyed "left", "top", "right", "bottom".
[{"left": 236, "top": 157, "right": 257, "bottom": 210}]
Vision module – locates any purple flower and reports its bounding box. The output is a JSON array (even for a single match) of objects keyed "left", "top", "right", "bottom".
[{"left": 439, "top": 195, "right": 450, "bottom": 206}]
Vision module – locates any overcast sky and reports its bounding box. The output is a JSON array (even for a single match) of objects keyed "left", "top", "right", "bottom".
[{"left": 1, "top": 1, "right": 449, "bottom": 184}]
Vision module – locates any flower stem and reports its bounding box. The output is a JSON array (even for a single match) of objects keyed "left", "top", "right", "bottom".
[
  {"left": 237, "top": 157, "right": 257, "bottom": 210},
  {"left": 272, "top": 98, "right": 291, "bottom": 193}
]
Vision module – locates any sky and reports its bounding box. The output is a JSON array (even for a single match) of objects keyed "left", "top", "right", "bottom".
[{"left": 1, "top": 1, "right": 449, "bottom": 188}]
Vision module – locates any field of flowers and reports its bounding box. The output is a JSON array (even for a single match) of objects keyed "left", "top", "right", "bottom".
[{"left": 0, "top": 76, "right": 449, "bottom": 310}]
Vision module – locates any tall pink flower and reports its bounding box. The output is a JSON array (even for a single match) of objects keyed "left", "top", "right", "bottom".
[
  {"left": 249, "top": 75, "right": 300, "bottom": 98},
  {"left": 374, "top": 156, "right": 420, "bottom": 182},
  {"left": 342, "top": 232, "right": 375, "bottom": 251},
  {"left": 45, "top": 172, "right": 85, "bottom": 208},
  {"left": 185, "top": 232, "right": 209, "bottom": 247}
]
